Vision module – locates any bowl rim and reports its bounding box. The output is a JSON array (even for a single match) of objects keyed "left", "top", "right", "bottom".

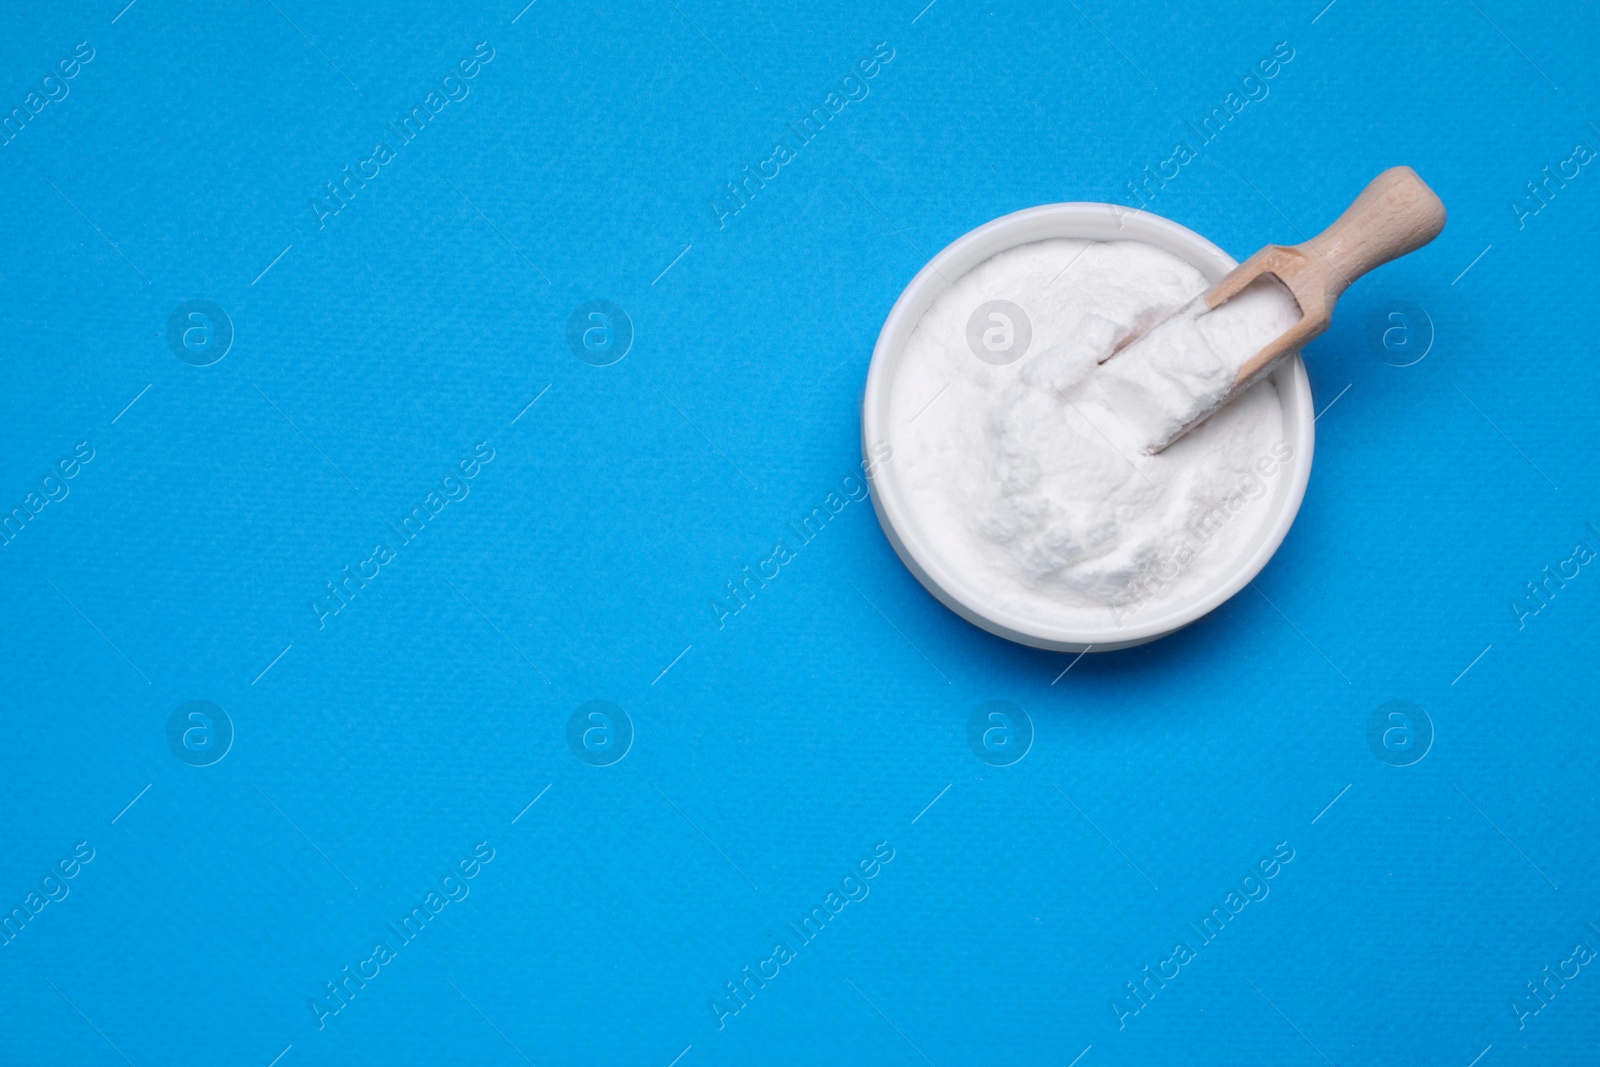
[{"left": 859, "top": 201, "right": 1316, "bottom": 652}]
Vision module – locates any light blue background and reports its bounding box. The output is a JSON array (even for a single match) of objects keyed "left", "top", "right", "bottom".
[{"left": 2, "top": 1, "right": 1596, "bottom": 1064}]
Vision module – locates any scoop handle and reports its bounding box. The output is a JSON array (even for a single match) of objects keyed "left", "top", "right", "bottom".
[{"left": 1304, "top": 166, "right": 1447, "bottom": 298}]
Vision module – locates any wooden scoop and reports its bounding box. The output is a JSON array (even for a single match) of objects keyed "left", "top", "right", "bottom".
[{"left": 1107, "top": 167, "right": 1447, "bottom": 450}]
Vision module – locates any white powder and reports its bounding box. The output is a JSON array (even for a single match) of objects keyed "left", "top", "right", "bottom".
[
  {"left": 1101, "top": 274, "right": 1302, "bottom": 451},
  {"left": 890, "top": 239, "right": 1296, "bottom": 630}
]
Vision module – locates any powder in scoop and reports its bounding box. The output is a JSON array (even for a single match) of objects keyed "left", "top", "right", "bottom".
[
  {"left": 1099, "top": 275, "right": 1302, "bottom": 451},
  {"left": 890, "top": 239, "right": 1295, "bottom": 631}
]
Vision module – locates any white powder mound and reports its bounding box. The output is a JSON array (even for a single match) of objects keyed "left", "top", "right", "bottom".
[
  {"left": 889, "top": 238, "right": 1294, "bottom": 631},
  {"left": 1101, "top": 274, "right": 1302, "bottom": 450}
]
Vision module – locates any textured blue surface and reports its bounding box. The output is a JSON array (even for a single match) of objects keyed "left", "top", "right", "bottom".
[{"left": 2, "top": 2, "right": 1597, "bottom": 1064}]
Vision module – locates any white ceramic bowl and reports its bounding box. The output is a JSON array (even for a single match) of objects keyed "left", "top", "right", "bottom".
[{"left": 860, "top": 203, "right": 1315, "bottom": 652}]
